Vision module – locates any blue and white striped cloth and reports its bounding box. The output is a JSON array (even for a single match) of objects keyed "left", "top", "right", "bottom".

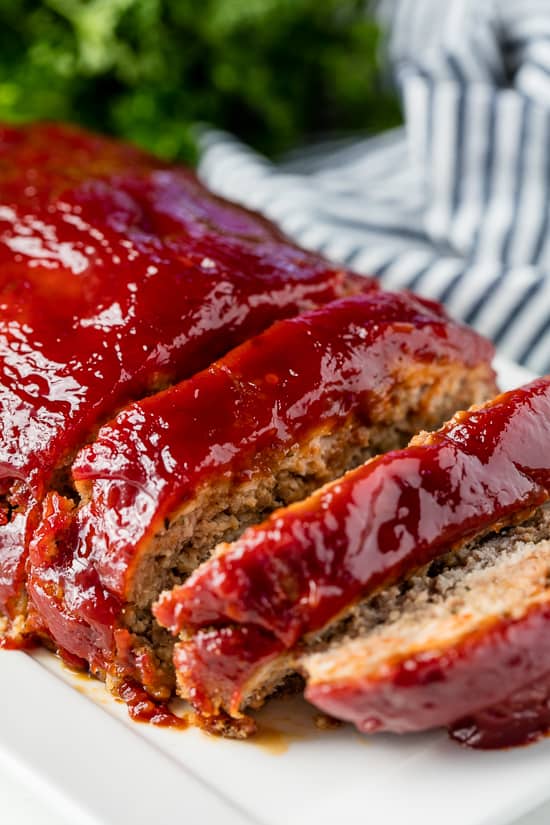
[{"left": 197, "top": 0, "right": 550, "bottom": 374}]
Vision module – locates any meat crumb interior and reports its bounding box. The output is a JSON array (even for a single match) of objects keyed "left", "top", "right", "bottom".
[{"left": 303, "top": 504, "right": 550, "bottom": 683}]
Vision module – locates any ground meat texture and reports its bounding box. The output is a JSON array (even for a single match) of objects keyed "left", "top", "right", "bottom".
[
  {"left": 302, "top": 504, "right": 550, "bottom": 749},
  {"left": 29, "top": 289, "right": 495, "bottom": 699},
  {"left": 161, "top": 379, "right": 550, "bottom": 731},
  {"left": 0, "top": 122, "right": 365, "bottom": 638}
]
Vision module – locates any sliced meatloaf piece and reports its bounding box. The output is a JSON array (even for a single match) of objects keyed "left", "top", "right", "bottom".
[
  {"left": 303, "top": 504, "right": 550, "bottom": 750},
  {"left": 29, "top": 289, "right": 495, "bottom": 702},
  {"left": 0, "top": 122, "right": 361, "bottom": 640},
  {"left": 157, "top": 378, "right": 550, "bottom": 734}
]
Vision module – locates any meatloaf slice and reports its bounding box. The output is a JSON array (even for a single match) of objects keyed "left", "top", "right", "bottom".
[
  {"left": 303, "top": 504, "right": 550, "bottom": 750},
  {"left": 29, "top": 289, "right": 495, "bottom": 702},
  {"left": 0, "top": 122, "right": 362, "bottom": 641},
  {"left": 158, "top": 378, "right": 550, "bottom": 734}
]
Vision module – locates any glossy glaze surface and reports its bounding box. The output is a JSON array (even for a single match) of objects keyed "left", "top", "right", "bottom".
[
  {"left": 306, "top": 601, "right": 550, "bottom": 750},
  {"left": 29, "top": 290, "right": 493, "bottom": 679},
  {"left": 450, "top": 664, "right": 550, "bottom": 749},
  {"left": 159, "top": 379, "right": 550, "bottom": 720},
  {"left": 0, "top": 122, "right": 357, "bottom": 615},
  {"left": 118, "top": 680, "right": 188, "bottom": 729},
  {"left": 158, "top": 379, "right": 550, "bottom": 647},
  {"left": 174, "top": 626, "right": 284, "bottom": 721}
]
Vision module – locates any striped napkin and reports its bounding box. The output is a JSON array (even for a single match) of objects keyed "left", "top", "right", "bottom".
[{"left": 197, "top": 0, "right": 550, "bottom": 374}]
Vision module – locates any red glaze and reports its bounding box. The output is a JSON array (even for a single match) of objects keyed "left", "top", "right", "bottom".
[
  {"left": 306, "top": 601, "right": 550, "bottom": 750},
  {"left": 450, "top": 668, "right": 550, "bottom": 749},
  {"left": 117, "top": 680, "right": 188, "bottom": 728},
  {"left": 157, "top": 379, "right": 550, "bottom": 719},
  {"left": 173, "top": 626, "right": 285, "bottom": 719},
  {"left": 0, "top": 122, "right": 361, "bottom": 617},
  {"left": 0, "top": 633, "right": 36, "bottom": 651},
  {"left": 28, "top": 290, "right": 493, "bottom": 682},
  {"left": 157, "top": 378, "right": 550, "bottom": 645}
]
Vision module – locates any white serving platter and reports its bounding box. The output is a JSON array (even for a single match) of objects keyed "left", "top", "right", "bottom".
[{"left": 0, "top": 355, "right": 546, "bottom": 825}]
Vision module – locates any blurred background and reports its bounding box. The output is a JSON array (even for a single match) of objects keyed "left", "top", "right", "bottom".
[{"left": 0, "top": 0, "right": 400, "bottom": 163}]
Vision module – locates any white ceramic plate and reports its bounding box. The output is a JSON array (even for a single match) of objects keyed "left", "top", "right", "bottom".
[{"left": 0, "top": 356, "right": 545, "bottom": 825}]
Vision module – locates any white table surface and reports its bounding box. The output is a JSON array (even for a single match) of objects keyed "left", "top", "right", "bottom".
[
  {"left": 1, "top": 768, "right": 69, "bottom": 825},
  {"left": 1, "top": 763, "right": 549, "bottom": 825}
]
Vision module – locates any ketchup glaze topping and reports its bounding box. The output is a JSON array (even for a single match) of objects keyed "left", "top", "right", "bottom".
[
  {"left": 28, "top": 290, "right": 493, "bottom": 681},
  {"left": 0, "top": 122, "right": 359, "bottom": 616},
  {"left": 156, "top": 379, "right": 550, "bottom": 721},
  {"left": 307, "top": 601, "right": 550, "bottom": 751},
  {"left": 157, "top": 379, "right": 550, "bottom": 645}
]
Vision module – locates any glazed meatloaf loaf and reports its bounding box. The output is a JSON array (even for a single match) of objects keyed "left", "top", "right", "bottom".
[
  {"left": 0, "top": 122, "right": 365, "bottom": 642},
  {"left": 155, "top": 378, "right": 550, "bottom": 739},
  {"left": 28, "top": 289, "right": 495, "bottom": 701}
]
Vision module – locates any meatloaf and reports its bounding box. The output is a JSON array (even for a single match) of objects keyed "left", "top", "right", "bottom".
[
  {"left": 303, "top": 505, "right": 550, "bottom": 750},
  {"left": 156, "top": 378, "right": 550, "bottom": 736},
  {"left": 0, "top": 122, "right": 362, "bottom": 642},
  {"left": 28, "top": 289, "right": 495, "bottom": 700}
]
